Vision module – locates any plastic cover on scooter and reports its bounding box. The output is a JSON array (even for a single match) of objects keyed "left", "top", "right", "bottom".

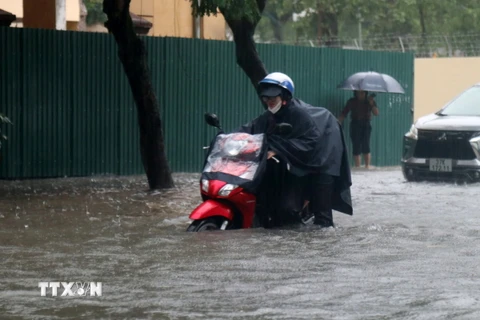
[{"left": 202, "top": 132, "right": 268, "bottom": 193}]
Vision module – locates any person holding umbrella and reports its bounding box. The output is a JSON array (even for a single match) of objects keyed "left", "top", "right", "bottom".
[
  {"left": 336, "top": 71, "right": 405, "bottom": 169},
  {"left": 337, "top": 90, "right": 379, "bottom": 169}
]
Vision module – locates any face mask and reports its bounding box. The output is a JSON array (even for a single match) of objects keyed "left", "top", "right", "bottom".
[{"left": 268, "top": 100, "right": 282, "bottom": 114}]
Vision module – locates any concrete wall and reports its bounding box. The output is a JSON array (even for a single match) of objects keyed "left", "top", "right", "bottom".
[
  {"left": 0, "top": 0, "right": 226, "bottom": 39},
  {"left": 414, "top": 57, "right": 480, "bottom": 121},
  {"left": 85, "top": 22, "right": 107, "bottom": 33},
  {"left": 203, "top": 11, "right": 226, "bottom": 40}
]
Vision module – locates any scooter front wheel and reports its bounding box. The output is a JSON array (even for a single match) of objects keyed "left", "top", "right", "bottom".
[{"left": 186, "top": 217, "right": 229, "bottom": 232}]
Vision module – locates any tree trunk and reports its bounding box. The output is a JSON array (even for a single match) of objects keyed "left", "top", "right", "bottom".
[
  {"left": 316, "top": 1, "right": 323, "bottom": 46},
  {"left": 325, "top": 13, "right": 338, "bottom": 47},
  {"left": 272, "top": 22, "right": 284, "bottom": 43},
  {"left": 103, "top": 0, "right": 174, "bottom": 189},
  {"left": 417, "top": 2, "right": 427, "bottom": 35},
  {"left": 264, "top": 10, "right": 291, "bottom": 43},
  {"left": 220, "top": 0, "right": 268, "bottom": 89},
  {"left": 417, "top": 0, "right": 428, "bottom": 57}
]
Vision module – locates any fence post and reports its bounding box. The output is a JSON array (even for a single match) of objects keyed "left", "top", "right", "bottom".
[{"left": 398, "top": 36, "right": 405, "bottom": 53}]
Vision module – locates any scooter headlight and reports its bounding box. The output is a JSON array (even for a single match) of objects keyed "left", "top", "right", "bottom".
[
  {"left": 201, "top": 179, "right": 209, "bottom": 192},
  {"left": 405, "top": 124, "right": 418, "bottom": 140},
  {"left": 224, "top": 140, "right": 247, "bottom": 156},
  {"left": 218, "top": 184, "right": 238, "bottom": 197}
]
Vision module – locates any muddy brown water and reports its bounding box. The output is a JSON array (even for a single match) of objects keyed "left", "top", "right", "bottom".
[{"left": 1, "top": 168, "right": 480, "bottom": 319}]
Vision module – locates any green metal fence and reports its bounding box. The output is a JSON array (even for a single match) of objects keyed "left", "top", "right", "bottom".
[{"left": 0, "top": 28, "right": 414, "bottom": 179}]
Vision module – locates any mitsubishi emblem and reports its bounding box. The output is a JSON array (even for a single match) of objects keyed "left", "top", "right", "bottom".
[{"left": 437, "top": 133, "right": 447, "bottom": 141}]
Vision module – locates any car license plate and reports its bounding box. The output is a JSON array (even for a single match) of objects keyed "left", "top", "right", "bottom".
[{"left": 429, "top": 158, "right": 452, "bottom": 172}]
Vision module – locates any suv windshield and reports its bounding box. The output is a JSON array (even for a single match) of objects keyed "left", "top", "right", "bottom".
[{"left": 440, "top": 86, "right": 480, "bottom": 116}]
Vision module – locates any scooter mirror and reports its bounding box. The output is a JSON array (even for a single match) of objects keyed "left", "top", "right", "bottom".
[
  {"left": 274, "top": 123, "right": 293, "bottom": 135},
  {"left": 204, "top": 113, "right": 221, "bottom": 128}
]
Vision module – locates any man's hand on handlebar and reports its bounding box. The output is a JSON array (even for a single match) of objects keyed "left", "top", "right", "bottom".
[{"left": 268, "top": 151, "right": 280, "bottom": 163}]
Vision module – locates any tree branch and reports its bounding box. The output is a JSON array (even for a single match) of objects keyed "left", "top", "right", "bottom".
[
  {"left": 264, "top": 10, "right": 284, "bottom": 42},
  {"left": 279, "top": 11, "right": 291, "bottom": 24}
]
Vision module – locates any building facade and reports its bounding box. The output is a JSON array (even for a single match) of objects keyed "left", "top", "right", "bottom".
[{"left": 0, "top": 0, "right": 226, "bottom": 40}]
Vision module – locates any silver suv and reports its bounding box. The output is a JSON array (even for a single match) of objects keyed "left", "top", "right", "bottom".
[{"left": 402, "top": 83, "right": 480, "bottom": 182}]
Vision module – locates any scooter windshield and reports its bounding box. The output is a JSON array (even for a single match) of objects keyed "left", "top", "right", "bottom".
[{"left": 203, "top": 133, "right": 265, "bottom": 181}]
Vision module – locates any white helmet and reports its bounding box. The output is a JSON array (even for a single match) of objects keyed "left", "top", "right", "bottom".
[{"left": 258, "top": 72, "right": 295, "bottom": 98}]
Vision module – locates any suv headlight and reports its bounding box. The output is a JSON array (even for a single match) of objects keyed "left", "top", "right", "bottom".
[
  {"left": 470, "top": 135, "right": 480, "bottom": 159},
  {"left": 218, "top": 184, "right": 238, "bottom": 197},
  {"left": 405, "top": 124, "right": 418, "bottom": 140}
]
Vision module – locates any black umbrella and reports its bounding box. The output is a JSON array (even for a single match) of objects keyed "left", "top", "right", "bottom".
[{"left": 337, "top": 71, "right": 405, "bottom": 94}]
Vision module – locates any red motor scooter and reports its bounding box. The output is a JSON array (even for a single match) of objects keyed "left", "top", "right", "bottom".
[{"left": 186, "top": 113, "right": 311, "bottom": 232}]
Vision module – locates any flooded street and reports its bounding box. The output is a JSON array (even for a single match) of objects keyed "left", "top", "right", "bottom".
[{"left": 1, "top": 167, "right": 480, "bottom": 319}]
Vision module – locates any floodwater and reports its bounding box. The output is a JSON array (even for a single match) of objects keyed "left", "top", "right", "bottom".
[{"left": 1, "top": 168, "right": 480, "bottom": 319}]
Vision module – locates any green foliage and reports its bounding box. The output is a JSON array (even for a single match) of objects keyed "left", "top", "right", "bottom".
[
  {"left": 190, "top": 0, "right": 261, "bottom": 22},
  {"left": 255, "top": 0, "right": 301, "bottom": 42},
  {"left": 85, "top": 0, "right": 107, "bottom": 25},
  {"left": 0, "top": 113, "right": 12, "bottom": 150},
  {"left": 254, "top": 0, "right": 480, "bottom": 44}
]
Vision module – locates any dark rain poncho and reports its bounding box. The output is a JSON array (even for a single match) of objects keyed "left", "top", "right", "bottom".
[{"left": 238, "top": 98, "right": 353, "bottom": 215}]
